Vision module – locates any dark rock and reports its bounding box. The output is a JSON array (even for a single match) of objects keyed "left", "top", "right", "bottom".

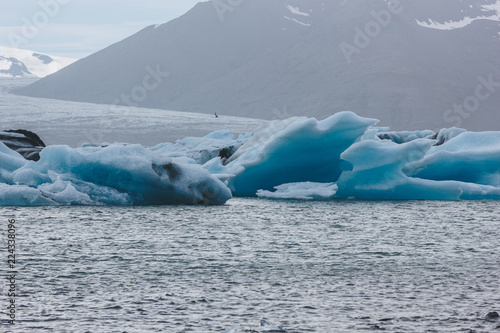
[
  {"left": 369, "top": 324, "right": 385, "bottom": 330},
  {"left": 486, "top": 311, "right": 499, "bottom": 321},
  {"left": 219, "top": 145, "right": 237, "bottom": 161},
  {"left": 162, "top": 163, "right": 182, "bottom": 180},
  {"left": 0, "top": 129, "right": 46, "bottom": 161},
  {"left": 32, "top": 53, "right": 54, "bottom": 64},
  {"left": 0, "top": 56, "right": 34, "bottom": 77},
  {"left": 4, "top": 129, "right": 45, "bottom": 147},
  {"left": 430, "top": 132, "right": 447, "bottom": 146}
]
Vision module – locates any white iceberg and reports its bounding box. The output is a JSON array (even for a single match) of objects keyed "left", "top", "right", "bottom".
[{"left": 257, "top": 182, "right": 338, "bottom": 200}]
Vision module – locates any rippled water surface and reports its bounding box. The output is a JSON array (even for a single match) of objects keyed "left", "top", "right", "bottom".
[{"left": 1, "top": 199, "right": 499, "bottom": 332}]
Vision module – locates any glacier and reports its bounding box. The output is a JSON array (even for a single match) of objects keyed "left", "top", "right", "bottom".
[{"left": 2, "top": 111, "right": 500, "bottom": 205}]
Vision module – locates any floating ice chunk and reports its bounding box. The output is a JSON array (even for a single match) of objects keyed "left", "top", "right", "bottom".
[
  {"left": 337, "top": 138, "right": 500, "bottom": 200},
  {"left": 0, "top": 144, "right": 232, "bottom": 206},
  {"left": 404, "top": 132, "right": 500, "bottom": 187},
  {"left": 3, "top": 113, "right": 500, "bottom": 204},
  {"left": 257, "top": 182, "right": 337, "bottom": 200},
  {"left": 225, "top": 112, "right": 378, "bottom": 196}
]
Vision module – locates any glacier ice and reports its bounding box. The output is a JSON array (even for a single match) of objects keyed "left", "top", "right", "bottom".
[
  {"left": 216, "top": 112, "right": 500, "bottom": 200},
  {"left": 219, "top": 112, "right": 377, "bottom": 196},
  {"left": 403, "top": 132, "right": 500, "bottom": 187},
  {"left": 377, "top": 130, "right": 437, "bottom": 144},
  {"left": 151, "top": 130, "right": 249, "bottom": 165},
  {"left": 2, "top": 111, "right": 500, "bottom": 205},
  {"left": 0, "top": 143, "right": 231, "bottom": 206},
  {"left": 257, "top": 182, "right": 338, "bottom": 200},
  {"left": 336, "top": 138, "right": 500, "bottom": 200}
]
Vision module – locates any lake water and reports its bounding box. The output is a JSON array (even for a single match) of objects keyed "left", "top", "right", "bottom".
[{"left": 1, "top": 199, "right": 499, "bottom": 332}]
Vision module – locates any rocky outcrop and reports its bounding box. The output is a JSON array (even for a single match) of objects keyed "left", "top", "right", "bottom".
[{"left": 0, "top": 130, "right": 46, "bottom": 161}]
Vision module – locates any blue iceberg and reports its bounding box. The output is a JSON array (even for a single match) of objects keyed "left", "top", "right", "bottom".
[
  {"left": 335, "top": 138, "right": 500, "bottom": 200},
  {"left": 218, "top": 112, "right": 377, "bottom": 196},
  {"left": 2, "top": 111, "right": 500, "bottom": 205},
  {"left": 207, "top": 112, "right": 500, "bottom": 201},
  {"left": 0, "top": 142, "right": 231, "bottom": 206}
]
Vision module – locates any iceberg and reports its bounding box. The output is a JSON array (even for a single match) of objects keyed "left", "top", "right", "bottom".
[
  {"left": 2, "top": 111, "right": 500, "bottom": 205},
  {"left": 218, "top": 112, "right": 377, "bottom": 196},
  {"left": 151, "top": 130, "right": 249, "bottom": 165},
  {"left": 0, "top": 143, "right": 232, "bottom": 206},
  {"left": 212, "top": 112, "right": 500, "bottom": 200},
  {"left": 257, "top": 182, "right": 338, "bottom": 200},
  {"left": 403, "top": 132, "right": 500, "bottom": 187},
  {"left": 335, "top": 138, "right": 500, "bottom": 200}
]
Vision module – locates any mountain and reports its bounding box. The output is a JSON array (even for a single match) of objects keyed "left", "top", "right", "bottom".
[
  {"left": 0, "top": 46, "right": 76, "bottom": 78},
  {"left": 14, "top": 0, "right": 500, "bottom": 130}
]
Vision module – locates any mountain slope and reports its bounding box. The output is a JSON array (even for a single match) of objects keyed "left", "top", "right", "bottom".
[
  {"left": 0, "top": 46, "right": 76, "bottom": 78},
  {"left": 14, "top": 0, "right": 500, "bottom": 130}
]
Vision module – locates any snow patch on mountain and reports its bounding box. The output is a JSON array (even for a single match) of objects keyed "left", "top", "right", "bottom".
[
  {"left": 284, "top": 15, "right": 311, "bottom": 26},
  {"left": 416, "top": 15, "right": 500, "bottom": 30},
  {"left": 416, "top": 0, "right": 500, "bottom": 30},
  {"left": 0, "top": 46, "right": 76, "bottom": 78},
  {"left": 286, "top": 5, "right": 310, "bottom": 17}
]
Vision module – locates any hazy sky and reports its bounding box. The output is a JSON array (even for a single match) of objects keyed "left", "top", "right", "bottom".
[{"left": 0, "top": 0, "right": 207, "bottom": 59}]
